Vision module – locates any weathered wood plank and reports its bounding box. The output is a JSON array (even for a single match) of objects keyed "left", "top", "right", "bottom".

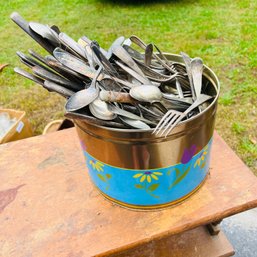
[
  {"left": 111, "top": 226, "right": 234, "bottom": 257},
  {"left": 0, "top": 129, "right": 256, "bottom": 257}
]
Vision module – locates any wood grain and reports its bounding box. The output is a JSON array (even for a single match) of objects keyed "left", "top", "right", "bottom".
[
  {"left": 0, "top": 129, "right": 256, "bottom": 257},
  {"left": 112, "top": 226, "right": 234, "bottom": 257}
]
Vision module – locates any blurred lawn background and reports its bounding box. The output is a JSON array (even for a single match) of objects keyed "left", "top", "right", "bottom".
[{"left": 0, "top": 0, "right": 256, "bottom": 173}]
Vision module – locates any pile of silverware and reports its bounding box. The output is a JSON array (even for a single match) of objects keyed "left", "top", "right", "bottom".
[{"left": 11, "top": 12, "right": 215, "bottom": 136}]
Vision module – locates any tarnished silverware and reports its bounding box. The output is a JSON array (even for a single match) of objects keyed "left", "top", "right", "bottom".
[
  {"left": 59, "top": 32, "right": 87, "bottom": 59},
  {"left": 144, "top": 43, "right": 153, "bottom": 66},
  {"left": 14, "top": 67, "right": 45, "bottom": 86},
  {"left": 107, "top": 104, "right": 157, "bottom": 125},
  {"left": 89, "top": 98, "right": 117, "bottom": 120},
  {"left": 180, "top": 52, "right": 196, "bottom": 100},
  {"left": 29, "top": 22, "right": 60, "bottom": 45},
  {"left": 153, "top": 94, "right": 213, "bottom": 137},
  {"left": 65, "top": 111, "right": 126, "bottom": 128},
  {"left": 129, "top": 85, "right": 168, "bottom": 113},
  {"left": 129, "top": 85, "right": 162, "bottom": 103},
  {"left": 53, "top": 47, "right": 95, "bottom": 79},
  {"left": 119, "top": 116, "right": 150, "bottom": 129},
  {"left": 11, "top": 12, "right": 55, "bottom": 54},
  {"left": 43, "top": 80, "right": 74, "bottom": 97},
  {"left": 111, "top": 39, "right": 146, "bottom": 77},
  {"left": 115, "top": 60, "right": 150, "bottom": 85},
  {"left": 12, "top": 12, "right": 216, "bottom": 132},
  {"left": 65, "top": 67, "right": 101, "bottom": 111},
  {"left": 130, "top": 35, "right": 176, "bottom": 73},
  {"left": 32, "top": 66, "right": 81, "bottom": 91},
  {"left": 100, "top": 90, "right": 136, "bottom": 104},
  {"left": 191, "top": 57, "right": 204, "bottom": 98}
]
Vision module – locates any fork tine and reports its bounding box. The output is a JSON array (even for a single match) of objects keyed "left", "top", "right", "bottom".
[
  {"left": 152, "top": 110, "right": 172, "bottom": 134},
  {"left": 155, "top": 113, "right": 177, "bottom": 135},
  {"left": 159, "top": 113, "right": 180, "bottom": 136},
  {"left": 153, "top": 112, "right": 176, "bottom": 135},
  {"left": 163, "top": 115, "right": 185, "bottom": 137}
]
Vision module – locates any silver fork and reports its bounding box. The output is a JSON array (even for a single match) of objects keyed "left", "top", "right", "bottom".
[{"left": 152, "top": 94, "right": 213, "bottom": 137}]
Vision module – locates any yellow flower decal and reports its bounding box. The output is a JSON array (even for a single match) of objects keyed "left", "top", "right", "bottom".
[
  {"left": 90, "top": 160, "right": 104, "bottom": 172},
  {"left": 194, "top": 146, "right": 208, "bottom": 168},
  {"left": 133, "top": 171, "right": 163, "bottom": 183}
]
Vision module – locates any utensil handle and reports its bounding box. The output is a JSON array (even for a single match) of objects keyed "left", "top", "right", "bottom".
[
  {"left": 180, "top": 52, "right": 197, "bottom": 100},
  {"left": 130, "top": 35, "right": 176, "bottom": 73},
  {"left": 100, "top": 90, "right": 136, "bottom": 104},
  {"left": 144, "top": 44, "right": 153, "bottom": 66},
  {"left": 184, "top": 94, "right": 212, "bottom": 116},
  {"left": 90, "top": 43, "right": 119, "bottom": 76},
  {"left": 14, "top": 67, "right": 45, "bottom": 86},
  {"left": 10, "top": 12, "right": 55, "bottom": 54}
]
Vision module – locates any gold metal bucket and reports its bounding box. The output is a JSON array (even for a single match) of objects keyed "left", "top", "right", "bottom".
[{"left": 74, "top": 54, "right": 220, "bottom": 210}]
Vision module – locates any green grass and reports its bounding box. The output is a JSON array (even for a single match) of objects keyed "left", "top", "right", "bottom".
[{"left": 0, "top": 0, "right": 256, "bottom": 173}]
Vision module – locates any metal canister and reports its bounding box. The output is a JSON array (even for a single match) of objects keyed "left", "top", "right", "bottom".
[{"left": 75, "top": 54, "right": 220, "bottom": 210}]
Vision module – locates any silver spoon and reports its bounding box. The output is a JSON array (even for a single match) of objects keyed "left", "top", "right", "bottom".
[
  {"left": 53, "top": 47, "right": 95, "bottom": 79},
  {"left": 191, "top": 57, "right": 204, "bottom": 98},
  {"left": 119, "top": 116, "right": 150, "bottom": 129},
  {"left": 10, "top": 12, "right": 55, "bottom": 54},
  {"left": 129, "top": 85, "right": 168, "bottom": 113},
  {"left": 129, "top": 85, "right": 162, "bottom": 103},
  {"left": 29, "top": 22, "right": 60, "bottom": 45},
  {"left": 89, "top": 98, "right": 117, "bottom": 120},
  {"left": 107, "top": 104, "right": 156, "bottom": 125},
  {"left": 65, "top": 67, "right": 101, "bottom": 111}
]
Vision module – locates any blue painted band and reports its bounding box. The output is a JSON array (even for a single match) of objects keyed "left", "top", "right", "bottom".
[{"left": 80, "top": 138, "right": 213, "bottom": 207}]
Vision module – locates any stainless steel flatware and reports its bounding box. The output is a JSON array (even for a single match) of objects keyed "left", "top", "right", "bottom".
[
  {"left": 130, "top": 35, "right": 176, "bottom": 73},
  {"left": 32, "top": 66, "right": 81, "bottom": 91},
  {"left": 180, "top": 52, "right": 196, "bottom": 100},
  {"left": 16, "top": 51, "right": 53, "bottom": 72},
  {"left": 53, "top": 47, "right": 95, "bottom": 79},
  {"left": 43, "top": 80, "right": 74, "bottom": 97},
  {"left": 65, "top": 67, "right": 101, "bottom": 112},
  {"left": 14, "top": 67, "right": 45, "bottom": 86},
  {"left": 119, "top": 116, "right": 150, "bottom": 129},
  {"left": 107, "top": 104, "right": 156, "bottom": 125},
  {"left": 89, "top": 98, "right": 117, "bottom": 120},
  {"left": 59, "top": 32, "right": 87, "bottom": 59},
  {"left": 153, "top": 94, "right": 213, "bottom": 137},
  {"left": 12, "top": 12, "right": 215, "bottom": 133},
  {"left": 191, "top": 57, "right": 204, "bottom": 98},
  {"left": 111, "top": 42, "right": 145, "bottom": 77},
  {"left": 115, "top": 60, "right": 150, "bottom": 84},
  {"left": 29, "top": 22, "right": 60, "bottom": 45},
  {"left": 64, "top": 111, "right": 126, "bottom": 128},
  {"left": 144, "top": 43, "right": 153, "bottom": 66},
  {"left": 10, "top": 12, "right": 55, "bottom": 54}
]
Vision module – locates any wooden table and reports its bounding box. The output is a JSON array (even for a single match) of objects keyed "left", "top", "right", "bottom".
[{"left": 1, "top": 128, "right": 257, "bottom": 257}]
